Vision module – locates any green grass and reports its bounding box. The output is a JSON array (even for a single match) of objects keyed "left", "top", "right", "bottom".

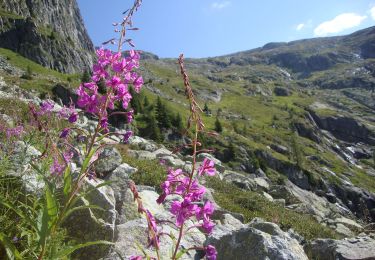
[
  {"left": 0, "top": 8, "right": 23, "bottom": 19},
  {"left": 207, "top": 177, "right": 339, "bottom": 240},
  {"left": 117, "top": 144, "right": 166, "bottom": 192},
  {"left": 0, "top": 48, "right": 80, "bottom": 82}
]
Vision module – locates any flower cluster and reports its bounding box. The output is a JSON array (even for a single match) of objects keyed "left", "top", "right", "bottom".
[
  {"left": 5, "top": 125, "right": 24, "bottom": 139},
  {"left": 76, "top": 48, "right": 143, "bottom": 132},
  {"left": 155, "top": 161, "right": 217, "bottom": 259}
]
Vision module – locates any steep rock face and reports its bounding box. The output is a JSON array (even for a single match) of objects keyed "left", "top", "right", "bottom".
[
  {"left": 0, "top": 0, "right": 95, "bottom": 73},
  {"left": 310, "top": 111, "right": 375, "bottom": 145}
]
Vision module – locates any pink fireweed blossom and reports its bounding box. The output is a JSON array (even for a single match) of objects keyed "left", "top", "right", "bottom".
[
  {"left": 39, "top": 100, "right": 54, "bottom": 115},
  {"left": 198, "top": 158, "right": 216, "bottom": 176},
  {"left": 205, "top": 245, "right": 217, "bottom": 260},
  {"left": 129, "top": 256, "right": 143, "bottom": 260},
  {"left": 126, "top": 109, "right": 134, "bottom": 123},
  {"left": 170, "top": 197, "right": 199, "bottom": 227},
  {"left": 145, "top": 210, "right": 159, "bottom": 248}
]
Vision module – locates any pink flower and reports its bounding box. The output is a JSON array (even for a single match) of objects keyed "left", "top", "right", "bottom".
[
  {"left": 133, "top": 76, "right": 143, "bottom": 93},
  {"left": 198, "top": 158, "right": 216, "bottom": 176},
  {"left": 202, "top": 218, "right": 215, "bottom": 234},
  {"left": 39, "top": 100, "right": 54, "bottom": 115},
  {"left": 106, "top": 76, "right": 121, "bottom": 88},
  {"left": 196, "top": 201, "right": 215, "bottom": 220},
  {"left": 129, "top": 256, "right": 143, "bottom": 260},
  {"left": 205, "top": 245, "right": 217, "bottom": 260},
  {"left": 127, "top": 109, "right": 134, "bottom": 123},
  {"left": 50, "top": 157, "right": 64, "bottom": 175},
  {"left": 146, "top": 210, "right": 159, "bottom": 248},
  {"left": 170, "top": 197, "right": 198, "bottom": 227}
]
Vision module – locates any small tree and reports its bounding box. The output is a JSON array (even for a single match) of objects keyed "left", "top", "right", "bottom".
[
  {"left": 21, "top": 66, "right": 33, "bottom": 80},
  {"left": 214, "top": 117, "right": 223, "bottom": 133},
  {"left": 155, "top": 97, "right": 171, "bottom": 129},
  {"left": 291, "top": 132, "right": 304, "bottom": 169},
  {"left": 146, "top": 114, "right": 162, "bottom": 142},
  {"left": 172, "top": 112, "right": 183, "bottom": 132},
  {"left": 81, "top": 69, "right": 91, "bottom": 83}
]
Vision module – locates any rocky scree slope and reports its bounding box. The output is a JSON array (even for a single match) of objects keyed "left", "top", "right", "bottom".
[{"left": 0, "top": 0, "right": 95, "bottom": 73}]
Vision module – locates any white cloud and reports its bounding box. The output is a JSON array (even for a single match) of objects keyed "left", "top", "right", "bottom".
[
  {"left": 314, "top": 13, "right": 367, "bottom": 36},
  {"left": 211, "top": 1, "right": 231, "bottom": 10},
  {"left": 370, "top": 6, "right": 375, "bottom": 20},
  {"left": 296, "top": 23, "right": 305, "bottom": 31}
]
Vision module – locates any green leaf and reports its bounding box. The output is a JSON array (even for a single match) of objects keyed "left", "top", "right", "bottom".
[
  {"left": 37, "top": 204, "right": 49, "bottom": 249},
  {"left": 45, "top": 184, "right": 58, "bottom": 227},
  {"left": 0, "top": 233, "right": 22, "bottom": 260},
  {"left": 81, "top": 147, "right": 98, "bottom": 174},
  {"left": 63, "top": 165, "right": 72, "bottom": 196},
  {"left": 175, "top": 249, "right": 189, "bottom": 260},
  {"left": 54, "top": 241, "right": 113, "bottom": 258}
]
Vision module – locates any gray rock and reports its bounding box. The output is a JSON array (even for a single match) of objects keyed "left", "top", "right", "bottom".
[
  {"left": 306, "top": 236, "right": 375, "bottom": 260},
  {"left": 128, "top": 136, "right": 158, "bottom": 152},
  {"left": 270, "top": 144, "right": 289, "bottom": 155},
  {"left": 105, "top": 163, "right": 137, "bottom": 218},
  {"left": 106, "top": 189, "right": 206, "bottom": 259},
  {"left": 197, "top": 153, "right": 225, "bottom": 173},
  {"left": 95, "top": 147, "right": 123, "bottom": 176},
  {"left": 0, "top": 0, "right": 95, "bottom": 73},
  {"left": 127, "top": 149, "right": 156, "bottom": 160},
  {"left": 6, "top": 141, "right": 44, "bottom": 194},
  {"left": 65, "top": 178, "right": 116, "bottom": 259},
  {"left": 206, "top": 220, "right": 308, "bottom": 260}
]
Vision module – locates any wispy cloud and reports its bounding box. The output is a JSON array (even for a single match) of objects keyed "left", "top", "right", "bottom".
[
  {"left": 370, "top": 6, "right": 375, "bottom": 20},
  {"left": 314, "top": 13, "right": 367, "bottom": 36},
  {"left": 211, "top": 1, "right": 231, "bottom": 10},
  {"left": 296, "top": 23, "right": 305, "bottom": 31}
]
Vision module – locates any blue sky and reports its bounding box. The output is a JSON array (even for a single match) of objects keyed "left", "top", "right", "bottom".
[{"left": 77, "top": 0, "right": 375, "bottom": 58}]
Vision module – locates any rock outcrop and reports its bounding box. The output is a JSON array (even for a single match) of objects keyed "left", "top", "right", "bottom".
[
  {"left": 206, "top": 218, "right": 309, "bottom": 260},
  {"left": 305, "top": 235, "right": 375, "bottom": 260},
  {"left": 0, "top": 0, "right": 95, "bottom": 73}
]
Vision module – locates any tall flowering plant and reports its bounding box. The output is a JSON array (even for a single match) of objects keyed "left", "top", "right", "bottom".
[
  {"left": 0, "top": 1, "right": 144, "bottom": 259},
  {"left": 129, "top": 55, "right": 217, "bottom": 260}
]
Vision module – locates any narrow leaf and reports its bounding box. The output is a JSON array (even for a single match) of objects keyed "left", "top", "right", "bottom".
[
  {"left": 54, "top": 241, "right": 113, "bottom": 258},
  {"left": 0, "top": 232, "right": 22, "bottom": 260}
]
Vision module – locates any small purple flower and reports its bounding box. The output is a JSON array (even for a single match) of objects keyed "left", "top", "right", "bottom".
[
  {"left": 205, "top": 245, "right": 217, "bottom": 260},
  {"left": 59, "top": 128, "right": 70, "bottom": 138},
  {"left": 6, "top": 125, "right": 24, "bottom": 138},
  {"left": 50, "top": 158, "right": 64, "bottom": 175},
  {"left": 127, "top": 109, "right": 134, "bottom": 123},
  {"left": 129, "top": 256, "right": 143, "bottom": 260},
  {"left": 39, "top": 100, "right": 54, "bottom": 115},
  {"left": 68, "top": 111, "right": 78, "bottom": 123},
  {"left": 100, "top": 118, "right": 108, "bottom": 129},
  {"left": 122, "top": 130, "right": 132, "bottom": 143},
  {"left": 198, "top": 158, "right": 216, "bottom": 176}
]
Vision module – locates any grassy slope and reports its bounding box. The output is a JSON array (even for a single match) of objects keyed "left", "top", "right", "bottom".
[
  {"left": 141, "top": 58, "right": 375, "bottom": 193},
  {"left": 0, "top": 48, "right": 80, "bottom": 94}
]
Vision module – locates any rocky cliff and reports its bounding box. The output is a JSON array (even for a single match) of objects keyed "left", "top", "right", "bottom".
[{"left": 0, "top": 0, "right": 95, "bottom": 73}]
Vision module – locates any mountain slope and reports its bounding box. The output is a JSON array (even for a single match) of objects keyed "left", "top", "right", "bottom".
[{"left": 0, "top": 0, "right": 95, "bottom": 73}]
